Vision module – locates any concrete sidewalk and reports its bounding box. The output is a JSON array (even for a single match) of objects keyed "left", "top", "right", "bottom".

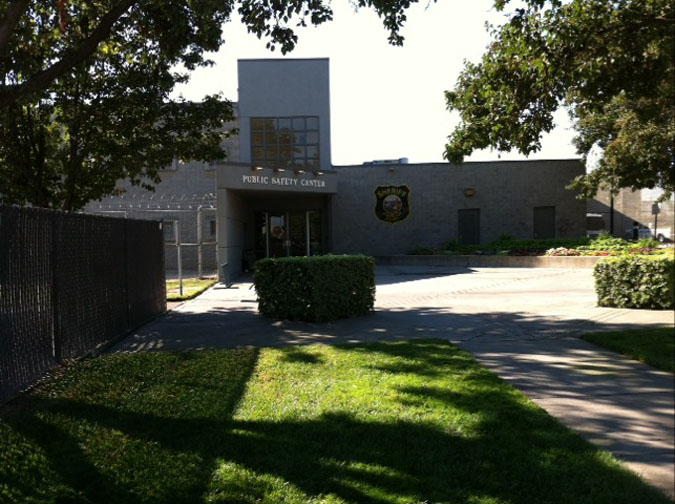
[
  {"left": 111, "top": 266, "right": 674, "bottom": 498},
  {"left": 457, "top": 336, "right": 674, "bottom": 499}
]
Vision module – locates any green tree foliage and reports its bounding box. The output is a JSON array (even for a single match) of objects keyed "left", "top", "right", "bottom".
[
  {"left": 444, "top": 0, "right": 674, "bottom": 199},
  {"left": 0, "top": 1, "right": 419, "bottom": 210},
  {"left": 0, "top": 1, "right": 417, "bottom": 107}
]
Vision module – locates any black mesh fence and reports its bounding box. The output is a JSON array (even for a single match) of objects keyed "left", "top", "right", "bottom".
[
  {"left": 126, "top": 219, "right": 166, "bottom": 328},
  {"left": 0, "top": 206, "right": 166, "bottom": 403},
  {"left": 0, "top": 207, "right": 54, "bottom": 405}
]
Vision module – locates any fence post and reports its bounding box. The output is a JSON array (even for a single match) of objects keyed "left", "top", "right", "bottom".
[
  {"left": 160, "top": 220, "right": 167, "bottom": 309},
  {"left": 197, "top": 206, "right": 203, "bottom": 279},
  {"left": 176, "top": 220, "right": 183, "bottom": 296},
  {"left": 51, "top": 212, "right": 62, "bottom": 363},
  {"left": 124, "top": 218, "right": 130, "bottom": 331}
]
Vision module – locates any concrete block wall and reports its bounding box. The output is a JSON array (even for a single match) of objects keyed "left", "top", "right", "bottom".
[
  {"left": 589, "top": 188, "right": 674, "bottom": 240},
  {"left": 216, "top": 189, "right": 248, "bottom": 282},
  {"left": 86, "top": 158, "right": 220, "bottom": 271},
  {"left": 84, "top": 115, "right": 239, "bottom": 272},
  {"left": 332, "top": 159, "right": 586, "bottom": 256}
]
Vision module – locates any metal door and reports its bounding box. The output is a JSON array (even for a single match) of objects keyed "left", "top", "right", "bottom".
[
  {"left": 458, "top": 209, "right": 480, "bottom": 245},
  {"left": 533, "top": 206, "right": 556, "bottom": 239}
]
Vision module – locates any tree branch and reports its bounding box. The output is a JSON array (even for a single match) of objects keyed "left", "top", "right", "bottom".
[
  {"left": 0, "top": 0, "right": 138, "bottom": 106},
  {"left": 626, "top": 15, "right": 675, "bottom": 28},
  {"left": 0, "top": 0, "right": 29, "bottom": 56},
  {"left": 653, "top": 16, "right": 675, "bottom": 26}
]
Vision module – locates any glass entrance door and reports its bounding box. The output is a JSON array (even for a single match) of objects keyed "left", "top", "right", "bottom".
[
  {"left": 254, "top": 210, "right": 321, "bottom": 259},
  {"left": 288, "top": 212, "right": 308, "bottom": 256},
  {"left": 268, "top": 213, "right": 286, "bottom": 257},
  {"left": 308, "top": 210, "right": 321, "bottom": 255}
]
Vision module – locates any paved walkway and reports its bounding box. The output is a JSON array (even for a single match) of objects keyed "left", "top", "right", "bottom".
[{"left": 111, "top": 266, "right": 674, "bottom": 498}]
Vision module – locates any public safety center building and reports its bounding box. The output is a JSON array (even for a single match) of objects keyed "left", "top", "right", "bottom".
[{"left": 216, "top": 58, "right": 587, "bottom": 281}]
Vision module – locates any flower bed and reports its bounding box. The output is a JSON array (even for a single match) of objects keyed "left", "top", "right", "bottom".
[{"left": 408, "top": 234, "right": 671, "bottom": 258}]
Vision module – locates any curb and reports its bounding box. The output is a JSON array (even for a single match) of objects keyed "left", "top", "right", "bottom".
[{"left": 375, "top": 255, "right": 603, "bottom": 269}]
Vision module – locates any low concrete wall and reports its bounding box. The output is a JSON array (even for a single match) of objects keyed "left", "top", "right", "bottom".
[{"left": 375, "top": 255, "right": 603, "bottom": 269}]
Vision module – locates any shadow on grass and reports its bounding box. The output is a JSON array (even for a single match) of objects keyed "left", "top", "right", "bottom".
[
  {"left": 279, "top": 347, "right": 325, "bottom": 364},
  {"left": 0, "top": 350, "right": 259, "bottom": 504},
  {"left": 582, "top": 328, "right": 675, "bottom": 373},
  {"left": 0, "top": 341, "right": 669, "bottom": 504},
  {"left": 119, "top": 305, "right": 674, "bottom": 457}
]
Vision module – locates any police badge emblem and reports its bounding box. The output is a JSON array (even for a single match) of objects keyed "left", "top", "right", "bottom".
[{"left": 374, "top": 185, "right": 410, "bottom": 223}]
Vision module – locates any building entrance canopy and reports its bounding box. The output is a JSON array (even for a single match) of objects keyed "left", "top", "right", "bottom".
[
  {"left": 220, "top": 163, "right": 337, "bottom": 194},
  {"left": 216, "top": 163, "right": 335, "bottom": 280}
]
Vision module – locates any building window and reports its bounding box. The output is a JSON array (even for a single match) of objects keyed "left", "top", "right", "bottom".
[
  {"left": 209, "top": 219, "right": 216, "bottom": 237},
  {"left": 250, "top": 116, "right": 320, "bottom": 170}
]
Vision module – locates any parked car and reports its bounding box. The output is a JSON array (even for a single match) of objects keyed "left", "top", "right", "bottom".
[{"left": 638, "top": 228, "right": 672, "bottom": 242}]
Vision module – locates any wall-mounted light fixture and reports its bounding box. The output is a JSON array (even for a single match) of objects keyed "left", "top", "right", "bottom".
[
  {"left": 314, "top": 171, "right": 324, "bottom": 176},
  {"left": 294, "top": 169, "right": 306, "bottom": 175},
  {"left": 251, "top": 165, "right": 264, "bottom": 172},
  {"left": 464, "top": 188, "right": 476, "bottom": 197},
  {"left": 274, "top": 167, "right": 285, "bottom": 173}
]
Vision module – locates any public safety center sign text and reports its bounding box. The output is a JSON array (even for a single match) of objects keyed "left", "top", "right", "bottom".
[{"left": 241, "top": 174, "right": 326, "bottom": 188}]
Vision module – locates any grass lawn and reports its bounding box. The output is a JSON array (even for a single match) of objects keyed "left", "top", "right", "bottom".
[
  {"left": 166, "top": 279, "right": 216, "bottom": 301},
  {"left": 0, "top": 340, "right": 669, "bottom": 504},
  {"left": 582, "top": 327, "right": 675, "bottom": 373}
]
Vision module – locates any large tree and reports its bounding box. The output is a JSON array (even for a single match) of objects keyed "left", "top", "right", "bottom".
[
  {"left": 0, "top": 0, "right": 419, "bottom": 210},
  {"left": 444, "top": 0, "right": 674, "bottom": 199},
  {"left": 0, "top": 1, "right": 416, "bottom": 107}
]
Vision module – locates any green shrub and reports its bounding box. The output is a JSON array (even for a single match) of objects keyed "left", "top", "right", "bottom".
[
  {"left": 594, "top": 255, "right": 674, "bottom": 309},
  {"left": 580, "top": 235, "right": 630, "bottom": 251},
  {"left": 635, "top": 238, "right": 660, "bottom": 249},
  {"left": 489, "top": 237, "right": 591, "bottom": 251},
  {"left": 440, "top": 237, "right": 592, "bottom": 255},
  {"left": 254, "top": 255, "right": 375, "bottom": 322},
  {"left": 443, "top": 239, "right": 461, "bottom": 250}
]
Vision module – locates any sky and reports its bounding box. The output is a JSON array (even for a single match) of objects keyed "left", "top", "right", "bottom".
[{"left": 173, "top": 1, "right": 579, "bottom": 165}]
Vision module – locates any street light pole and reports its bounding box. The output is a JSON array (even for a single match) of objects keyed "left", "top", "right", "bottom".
[{"left": 610, "top": 194, "right": 614, "bottom": 236}]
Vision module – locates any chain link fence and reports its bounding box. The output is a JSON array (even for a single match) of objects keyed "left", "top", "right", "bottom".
[{"left": 0, "top": 206, "right": 166, "bottom": 404}]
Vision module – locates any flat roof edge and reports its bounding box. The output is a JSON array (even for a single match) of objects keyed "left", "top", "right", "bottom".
[
  {"left": 238, "top": 58, "right": 329, "bottom": 62},
  {"left": 333, "top": 158, "right": 583, "bottom": 168},
  {"left": 222, "top": 161, "right": 337, "bottom": 174}
]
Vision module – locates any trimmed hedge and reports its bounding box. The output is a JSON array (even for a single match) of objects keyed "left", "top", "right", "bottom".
[
  {"left": 594, "top": 255, "right": 674, "bottom": 309},
  {"left": 254, "top": 255, "right": 375, "bottom": 322}
]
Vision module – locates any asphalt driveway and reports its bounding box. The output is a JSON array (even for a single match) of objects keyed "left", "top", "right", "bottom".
[{"left": 113, "top": 266, "right": 672, "bottom": 352}]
